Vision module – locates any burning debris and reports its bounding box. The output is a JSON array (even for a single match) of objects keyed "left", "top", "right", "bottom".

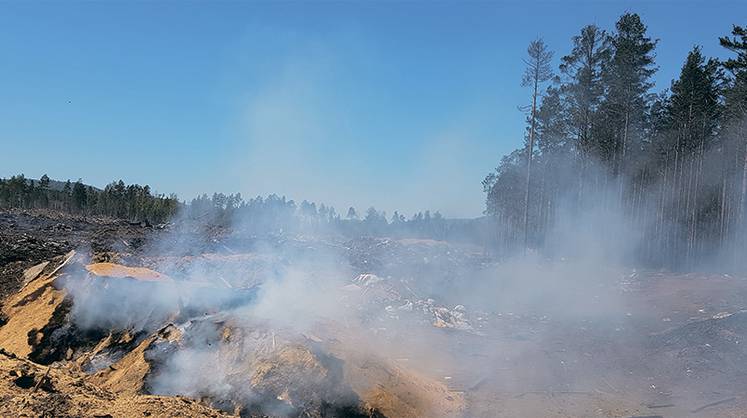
[
  {"left": 0, "top": 350, "right": 230, "bottom": 417},
  {"left": 0, "top": 244, "right": 465, "bottom": 417},
  {"left": 5, "top": 210, "right": 747, "bottom": 417}
]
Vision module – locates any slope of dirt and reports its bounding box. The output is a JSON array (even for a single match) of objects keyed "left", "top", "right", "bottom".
[
  {"left": 0, "top": 209, "right": 156, "bottom": 301},
  {"left": 0, "top": 254, "right": 232, "bottom": 417},
  {"left": 0, "top": 251, "right": 462, "bottom": 417},
  {"left": 0, "top": 351, "right": 232, "bottom": 418},
  {"left": 7, "top": 209, "right": 747, "bottom": 417},
  {"left": 86, "top": 263, "right": 172, "bottom": 282},
  {"left": 340, "top": 350, "right": 464, "bottom": 418},
  {"left": 0, "top": 252, "right": 75, "bottom": 359}
]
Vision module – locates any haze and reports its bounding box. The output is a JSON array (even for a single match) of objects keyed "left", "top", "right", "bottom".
[{"left": 0, "top": 0, "right": 737, "bottom": 217}]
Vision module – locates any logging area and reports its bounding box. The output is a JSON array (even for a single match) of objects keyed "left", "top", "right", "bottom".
[
  {"left": 2, "top": 210, "right": 747, "bottom": 417},
  {"left": 3, "top": 6, "right": 747, "bottom": 418}
]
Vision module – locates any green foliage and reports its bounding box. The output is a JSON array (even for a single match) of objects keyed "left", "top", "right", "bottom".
[
  {"left": 0, "top": 175, "right": 179, "bottom": 223},
  {"left": 484, "top": 13, "right": 747, "bottom": 269}
]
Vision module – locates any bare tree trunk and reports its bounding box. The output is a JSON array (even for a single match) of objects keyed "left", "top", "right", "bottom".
[
  {"left": 619, "top": 110, "right": 630, "bottom": 203},
  {"left": 657, "top": 159, "right": 668, "bottom": 263},
  {"left": 523, "top": 77, "right": 539, "bottom": 251},
  {"left": 740, "top": 139, "right": 747, "bottom": 228},
  {"left": 720, "top": 171, "right": 728, "bottom": 241}
]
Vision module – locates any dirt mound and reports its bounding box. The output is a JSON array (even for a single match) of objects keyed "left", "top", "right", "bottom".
[
  {"left": 90, "top": 324, "right": 183, "bottom": 396},
  {"left": 340, "top": 351, "right": 464, "bottom": 418},
  {"left": 0, "top": 351, "right": 231, "bottom": 418},
  {"left": 0, "top": 252, "right": 75, "bottom": 359},
  {"left": 86, "top": 263, "right": 172, "bottom": 282},
  {"left": 0, "top": 253, "right": 465, "bottom": 417}
]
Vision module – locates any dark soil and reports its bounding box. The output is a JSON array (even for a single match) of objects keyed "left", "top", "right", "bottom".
[{"left": 0, "top": 209, "right": 154, "bottom": 302}]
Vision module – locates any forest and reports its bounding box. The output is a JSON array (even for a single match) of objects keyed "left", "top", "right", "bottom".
[
  {"left": 483, "top": 14, "right": 747, "bottom": 270},
  {"left": 0, "top": 174, "right": 179, "bottom": 223},
  {"left": 3, "top": 13, "right": 746, "bottom": 270},
  {"left": 0, "top": 174, "right": 487, "bottom": 242}
]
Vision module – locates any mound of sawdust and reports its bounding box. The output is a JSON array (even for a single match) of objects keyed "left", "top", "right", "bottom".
[
  {"left": 1, "top": 254, "right": 463, "bottom": 417},
  {"left": 249, "top": 343, "right": 360, "bottom": 415},
  {"left": 0, "top": 351, "right": 232, "bottom": 417},
  {"left": 86, "top": 262, "right": 171, "bottom": 282},
  {"left": 90, "top": 334, "right": 158, "bottom": 395},
  {"left": 336, "top": 350, "right": 464, "bottom": 418},
  {"left": 90, "top": 324, "right": 183, "bottom": 395},
  {"left": 0, "top": 253, "right": 74, "bottom": 358}
]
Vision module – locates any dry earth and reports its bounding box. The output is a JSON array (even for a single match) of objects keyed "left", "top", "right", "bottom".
[{"left": 2, "top": 209, "right": 747, "bottom": 417}]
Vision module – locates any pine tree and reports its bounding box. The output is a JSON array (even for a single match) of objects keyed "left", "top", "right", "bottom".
[
  {"left": 72, "top": 180, "right": 87, "bottom": 212},
  {"left": 560, "top": 25, "right": 611, "bottom": 159},
  {"left": 652, "top": 47, "right": 723, "bottom": 266},
  {"left": 520, "top": 38, "right": 554, "bottom": 249},
  {"left": 599, "top": 13, "right": 657, "bottom": 178},
  {"left": 719, "top": 25, "right": 747, "bottom": 265}
]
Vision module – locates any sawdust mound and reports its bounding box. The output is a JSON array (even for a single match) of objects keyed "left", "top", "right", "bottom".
[
  {"left": 334, "top": 349, "right": 464, "bottom": 418},
  {"left": 86, "top": 262, "right": 171, "bottom": 282},
  {"left": 0, "top": 255, "right": 228, "bottom": 417},
  {"left": 247, "top": 343, "right": 377, "bottom": 418},
  {"left": 0, "top": 351, "right": 230, "bottom": 418},
  {"left": 0, "top": 254, "right": 463, "bottom": 417},
  {"left": 89, "top": 324, "right": 183, "bottom": 396},
  {"left": 0, "top": 252, "right": 75, "bottom": 360}
]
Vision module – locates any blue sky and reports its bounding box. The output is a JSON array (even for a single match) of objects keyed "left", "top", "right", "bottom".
[{"left": 1, "top": 1, "right": 743, "bottom": 218}]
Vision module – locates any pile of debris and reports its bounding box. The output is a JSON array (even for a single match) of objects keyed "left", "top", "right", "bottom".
[
  {"left": 0, "top": 349, "right": 230, "bottom": 418},
  {"left": 0, "top": 253, "right": 463, "bottom": 417},
  {"left": 347, "top": 273, "right": 478, "bottom": 333},
  {"left": 346, "top": 238, "right": 490, "bottom": 276}
]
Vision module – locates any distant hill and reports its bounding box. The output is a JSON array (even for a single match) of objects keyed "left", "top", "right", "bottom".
[{"left": 25, "top": 177, "right": 102, "bottom": 192}]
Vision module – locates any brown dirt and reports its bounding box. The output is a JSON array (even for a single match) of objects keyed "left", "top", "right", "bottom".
[
  {"left": 0, "top": 254, "right": 73, "bottom": 358},
  {"left": 0, "top": 254, "right": 461, "bottom": 417},
  {"left": 5, "top": 209, "right": 747, "bottom": 417},
  {"left": 343, "top": 352, "right": 464, "bottom": 418},
  {"left": 85, "top": 263, "right": 171, "bottom": 282},
  {"left": 0, "top": 351, "right": 232, "bottom": 418}
]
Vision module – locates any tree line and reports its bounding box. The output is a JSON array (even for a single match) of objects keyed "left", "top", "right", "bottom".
[
  {"left": 0, "top": 175, "right": 487, "bottom": 243},
  {"left": 0, "top": 174, "right": 179, "bottom": 223},
  {"left": 185, "top": 192, "right": 489, "bottom": 242},
  {"left": 483, "top": 14, "right": 747, "bottom": 270}
]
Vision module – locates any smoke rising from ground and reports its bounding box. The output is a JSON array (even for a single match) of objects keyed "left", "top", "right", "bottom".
[{"left": 55, "top": 174, "right": 682, "bottom": 418}]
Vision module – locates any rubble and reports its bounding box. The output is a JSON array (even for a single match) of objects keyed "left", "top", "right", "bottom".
[
  {"left": 6, "top": 209, "right": 747, "bottom": 417},
  {"left": 431, "top": 305, "right": 473, "bottom": 331},
  {"left": 0, "top": 252, "right": 73, "bottom": 359},
  {"left": 349, "top": 272, "right": 478, "bottom": 334},
  {"left": 0, "top": 243, "right": 464, "bottom": 417},
  {"left": 0, "top": 350, "right": 231, "bottom": 418}
]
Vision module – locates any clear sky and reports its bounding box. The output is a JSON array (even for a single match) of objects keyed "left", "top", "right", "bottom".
[{"left": 1, "top": 0, "right": 743, "bottom": 218}]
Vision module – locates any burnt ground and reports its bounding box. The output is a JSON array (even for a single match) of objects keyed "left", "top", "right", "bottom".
[
  {"left": 3, "top": 208, "right": 747, "bottom": 417},
  {"left": 0, "top": 209, "right": 159, "bottom": 301},
  {"left": 385, "top": 270, "right": 747, "bottom": 418},
  {"left": 0, "top": 209, "right": 245, "bottom": 301}
]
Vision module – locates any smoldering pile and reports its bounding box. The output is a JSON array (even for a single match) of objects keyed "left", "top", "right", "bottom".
[{"left": 0, "top": 250, "right": 464, "bottom": 418}]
